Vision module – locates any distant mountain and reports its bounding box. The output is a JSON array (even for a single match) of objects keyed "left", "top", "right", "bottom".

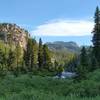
[
  {"left": 46, "top": 41, "right": 80, "bottom": 64},
  {"left": 46, "top": 41, "right": 80, "bottom": 54}
]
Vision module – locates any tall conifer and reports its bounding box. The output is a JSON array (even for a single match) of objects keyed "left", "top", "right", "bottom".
[
  {"left": 38, "top": 38, "right": 43, "bottom": 68},
  {"left": 92, "top": 6, "right": 100, "bottom": 65}
]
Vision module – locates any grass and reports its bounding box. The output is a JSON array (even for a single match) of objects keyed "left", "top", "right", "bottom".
[{"left": 0, "top": 70, "right": 100, "bottom": 99}]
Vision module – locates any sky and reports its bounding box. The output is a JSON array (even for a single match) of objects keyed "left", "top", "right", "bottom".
[{"left": 0, "top": 0, "right": 99, "bottom": 45}]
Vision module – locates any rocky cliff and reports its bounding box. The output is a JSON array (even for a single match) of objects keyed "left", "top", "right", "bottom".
[{"left": 0, "top": 23, "right": 29, "bottom": 48}]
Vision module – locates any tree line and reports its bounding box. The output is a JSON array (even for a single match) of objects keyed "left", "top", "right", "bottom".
[
  {"left": 0, "top": 36, "right": 55, "bottom": 75},
  {"left": 76, "top": 6, "right": 100, "bottom": 80}
]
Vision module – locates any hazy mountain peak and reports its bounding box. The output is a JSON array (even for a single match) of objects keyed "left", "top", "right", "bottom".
[{"left": 46, "top": 41, "right": 80, "bottom": 53}]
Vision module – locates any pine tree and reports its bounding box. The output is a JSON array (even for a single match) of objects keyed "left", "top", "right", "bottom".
[
  {"left": 15, "top": 43, "right": 22, "bottom": 70},
  {"left": 0, "top": 49, "right": 5, "bottom": 70},
  {"left": 67, "top": 55, "right": 78, "bottom": 72},
  {"left": 80, "top": 46, "right": 88, "bottom": 67},
  {"left": 76, "top": 46, "right": 88, "bottom": 79},
  {"left": 88, "top": 46, "right": 99, "bottom": 71},
  {"left": 24, "top": 38, "right": 32, "bottom": 71},
  {"left": 30, "top": 38, "right": 37, "bottom": 70},
  {"left": 38, "top": 38, "right": 43, "bottom": 69},
  {"left": 24, "top": 38, "right": 37, "bottom": 71},
  {"left": 92, "top": 6, "right": 100, "bottom": 66},
  {"left": 7, "top": 49, "right": 16, "bottom": 71},
  {"left": 43, "top": 44, "right": 51, "bottom": 69},
  {"left": 90, "top": 55, "right": 99, "bottom": 71},
  {"left": 4, "top": 32, "right": 7, "bottom": 68}
]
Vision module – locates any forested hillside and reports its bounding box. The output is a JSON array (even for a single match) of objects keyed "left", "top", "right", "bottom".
[
  {"left": 0, "top": 23, "right": 80, "bottom": 76},
  {"left": 0, "top": 23, "right": 51, "bottom": 75}
]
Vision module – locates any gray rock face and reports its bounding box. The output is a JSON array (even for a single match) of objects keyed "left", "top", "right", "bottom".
[
  {"left": 0, "top": 23, "right": 29, "bottom": 49},
  {"left": 46, "top": 41, "right": 80, "bottom": 53}
]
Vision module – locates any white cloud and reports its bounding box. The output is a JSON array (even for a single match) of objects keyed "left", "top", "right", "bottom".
[{"left": 31, "top": 19, "right": 94, "bottom": 36}]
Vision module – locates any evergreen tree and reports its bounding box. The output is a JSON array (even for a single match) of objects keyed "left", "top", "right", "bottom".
[
  {"left": 38, "top": 38, "right": 43, "bottom": 69},
  {"left": 92, "top": 6, "right": 100, "bottom": 66},
  {"left": 67, "top": 55, "right": 78, "bottom": 72},
  {"left": 90, "top": 55, "right": 99, "bottom": 71},
  {"left": 76, "top": 46, "right": 88, "bottom": 79},
  {"left": 80, "top": 46, "right": 88, "bottom": 67},
  {"left": 7, "top": 49, "right": 16, "bottom": 71},
  {"left": 23, "top": 49, "right": 27, "bottom": 72},
  {"left": 15, "top": 43, "right": 22, "bottom": 70},
  {"left": 43, "top": 44, "right": 51, "bottom": 69},
  {"left": 30, "top": 38, "right": 37, "bottom": 70},
  {"left": 24, "top": 38, "right": 37, "bottom": 71},
  {"left": 4, "top": 32, "right": 7, "bottom": 68},
  {"left": 88, "top": 46, "right": 99, "bottom": 71},
  {"left": 0, "top": 49, "right": 4, "bottom": 69},
  {"left": 0, "top": 48, "right": 7, "bottom": 77},
  {"left": 0, "top": 49, "right": 5, "bottom": 70},
  {"left": 24, "top": 38, "right": 32, "bottom": 71}
]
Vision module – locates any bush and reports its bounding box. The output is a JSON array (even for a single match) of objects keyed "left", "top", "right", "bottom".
[{"left": 0, "top": 69, "right": 100, "bottom": 99}]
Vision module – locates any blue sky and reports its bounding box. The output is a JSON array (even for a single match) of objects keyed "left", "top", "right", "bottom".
[{"left": 0, "top": 0, "right": 99, "bottom": 45}]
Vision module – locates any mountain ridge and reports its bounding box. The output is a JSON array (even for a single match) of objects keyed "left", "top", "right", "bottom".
[{"left": 46, "top": 41, "right": 80, "bottom": 53}]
